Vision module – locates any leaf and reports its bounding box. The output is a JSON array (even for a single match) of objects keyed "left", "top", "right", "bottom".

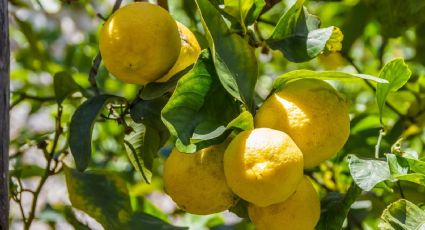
[
  {"left": 69, "top": 95, "right": 125, "bottom": 171},
  {"left": 347, "top": 154, "right": 392, "bottom": 191},
  {"left": 124, "top": 123, "right": 161, "bottom": 184},
  {"left": 64, "top": 166, "right": 132, "bottom": 230},
  {"left": 376, "top": 59, "right": 412, "bottom": 124},
  {"left": 10, "top": 165, "right": 45, "bottom": 178},
  {"left": 53, "top": 71, "right": 81, "bottom": 105},
  {"left": 387, "top": 154, "right": 425, "bottom": 186},
  {"left": 317, "top": 183, "right": 362, "bottom": 230},
  {"left": 223, "top": 0, "right": 265, "bottom": 32},
  {"left": 130, "top": 96, "right": 169, "bottom": 131},
  {"left": 265, "top": 0, "right": 340, "bottom": 62},
  {"left": 379, "top": 199, "right": 425, "bottom": 230},
  {"left": 175, "top": 111, "right": 254, "bottom": 153},
  {"left": 196, "top": 0, "right": 258, "bottom": 111},
  {"left": 272, "top": 69, "right": 387, "bottom": 92},
  {"left": 161, "top": 50, "right": 240, "bottom": 150},
  {"left": 140, "top": 65, "right": 192, "bottom": 100},
  {"left": 127, "top": 212, "right": 187, "bottom": 230}
]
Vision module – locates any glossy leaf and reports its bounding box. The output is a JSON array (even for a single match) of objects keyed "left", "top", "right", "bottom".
[
  {"left": 53, "top": 71, "right": 80, "bottom": 105},
  {"left": 175, "top": 111, "right": 253, "bottom": 153},
  {"left": 317, "top": 183, "right": 362, "bottom": 230},
  {"left": 124, "top": 122, "right": 161, "bottom": 184},
  {"left": 387, "top": 154, "right": 425, "bottom": 186},
  {"left": 379, "top": 199, "right": 425, "bottom": 229},
  {"left": 348, "top": 154, "right": 392, "bottom": 191},
  {"left": 376, "top": 59, "right": 411, "bottom": 124},
  {"left": 272, "top": 69, "right": 387, "bottom": 92},
  {"left": 161, "top": 50, "right": 239, "bottom": 150},
  {"left": 224, "top": 0, "right": 265, "bottom": 32},
  {"left": 196, "top": 0, "right": 258, "bottom": 111},
  {"left": 266, "top": 0, "right": 339, "bottom": 62},
  {"left": 64, "top": 166, "right": 132, "bottom": 230},
  {"left": 69, "top": 95, "right": 125, "bottom": 171}
]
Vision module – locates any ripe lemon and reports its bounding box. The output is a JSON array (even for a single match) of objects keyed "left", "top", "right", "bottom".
[
  {"left": 223, "top": 128, "right": 304, "bottom": 207},
  {"left": 99, "top": 2, "right": 181, "bottom": 85},
  {"left": 255, "top": 78, "right": 350, "bottom": 168},
  {"left": 155, "top": 22, "right": 201, "bottom": 83},
  {"left": 248, "top": 176, "right": 320, "bottom": 230},
  {"left": 163, "top": 142, "right": 237, "bottom": 215}
]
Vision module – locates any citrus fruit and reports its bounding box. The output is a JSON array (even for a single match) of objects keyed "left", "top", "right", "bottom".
[
  {"left": 223, "top": 128, "right": 304, "bottom": 207},
  {"left": 163, "top": 142, "right": 236, "bottom": 215},
  {"left": 255, "top": 78, "right": 350, "bottom": 168},
  {"left": 99, "top": 2, "right": 181, "bottom": 85},
  {"left": 248, "top": 176, "right": 321, "bottom": 230},
  {"left": 155, "top": 22, "right": 201, "bottom": 83}
]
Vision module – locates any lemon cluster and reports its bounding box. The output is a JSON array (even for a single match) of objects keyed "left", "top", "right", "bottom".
[
  {"left": 99, "top": 2, "right": 201, "bottom": 85},
  {"left": 164, "top": 78, "right": 350, "bottom": 230}
]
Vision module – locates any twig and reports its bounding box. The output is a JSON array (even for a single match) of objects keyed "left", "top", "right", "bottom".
[
  {"left": 88, "top": 0, "right": 123, "bottom": 95},
  {"left": 157, "top": 0, "right": 168, "bottom": 11},
  {"left": 397, "top": 181, "right": 405, "bottom": 199},
  {"left": 10, "top": 92, "right": 56, "bottom": 110},
  {"left": 375, "top": 128, "right": 385, "bottom": 158}
]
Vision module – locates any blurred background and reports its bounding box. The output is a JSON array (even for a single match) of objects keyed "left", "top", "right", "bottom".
[{"left": 8, "top": 0, "right": 425, "bottom": 229}]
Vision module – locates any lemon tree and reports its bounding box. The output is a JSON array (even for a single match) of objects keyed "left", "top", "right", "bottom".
[{"left": 5, "top": 0, "right": 424, "bottom": 229}]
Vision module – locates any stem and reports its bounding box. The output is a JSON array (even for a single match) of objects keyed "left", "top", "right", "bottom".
[
  {"left": 375, "top": 128, "right": 385, "bottom": 158},
  {"left": 10, "top": 93, "right": 56, "bottom": 110},
  {"left": 88, "top": 0, "right": 123, "bottom": 95},
  {"left": 397, "top": 181, "right": 405, "bottom": 199}
]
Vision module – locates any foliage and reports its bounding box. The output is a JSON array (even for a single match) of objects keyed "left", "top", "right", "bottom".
[{"left": 7, "top": 0, "right": 425, "bottom": 229}]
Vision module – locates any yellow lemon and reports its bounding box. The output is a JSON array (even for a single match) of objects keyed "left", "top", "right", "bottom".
[
  {"left": 255, "top": 78, "right": 350, "bottom": 168},
  {"left": 163, "top": 142, "right": 237, "bottom": 215},
  {"left": 223, "top": 128, "right": 304, "bottom": 207},
  {"left": 99, "top": 2, "right": 181, "bottom": 85},
  {"left": 248, "top": 176, "right": 321, "bottom": 230},
  {"left": 155, "top": 22, "right": 201, "bottom": 83}
]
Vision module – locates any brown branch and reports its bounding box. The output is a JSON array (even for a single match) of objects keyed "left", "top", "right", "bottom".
[{"left": 0, "top": 0, "right": 10, "bottom": 228}]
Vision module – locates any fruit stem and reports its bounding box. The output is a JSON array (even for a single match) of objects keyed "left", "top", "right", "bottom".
[{"left": 374, "top": 128, "right": 385, "bottom": 158}]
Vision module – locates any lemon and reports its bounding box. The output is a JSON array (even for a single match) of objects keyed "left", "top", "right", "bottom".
[
  {"left": 255, "top": 78, "right": 350, "bottom": 168},
  {"left": 248, "top": 176, "right": 321, "bottom": 230},
  {"left": 155, "top": 22, "right": 201, "bottom": 83},
  {"left": 163, "top": 142, "right": 237, "bottom": 215},
  {"left": 99, "top": 2, "right": 181, "bottom": 85},
  {"left": 223, "top": 128, "right": 304, "bottom": 207}
]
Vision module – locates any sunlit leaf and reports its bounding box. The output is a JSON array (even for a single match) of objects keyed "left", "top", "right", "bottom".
[
  {"left": 69, "top": 95, "right": 126, "bottom": 171},
  {"left": 224, "top": 0, "right": 265, "bottom": 32},
  {"left": 376, "top": 58, "right": 412, "bottom": 124},
  {"left": 64, "top": 166, "right": 132, "bottom": 230},
  {"left": 387, "top": 154, "right": 425, "bottom": 186},
  {"left": 196, "top": 0, "right": 258, "bottom": 111},
  {"left": 272, "top": 69, "right": 387, "bottom": 92},
  {"left": 379, "top": 199, "right": 425, "bottom": 230},
  {"left": 127, "top": 212, "right": 187, "bottom": 230},
  {"left": 348, "top": 154, "right": 392, "bottom": 191},
  {"left": 161, "top": 50, "right": 240, "bottom": 151}
]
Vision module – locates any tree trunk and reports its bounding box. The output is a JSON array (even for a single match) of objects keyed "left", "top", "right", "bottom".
[{"left": 0, "top": 0, "right": 10, "bottom": 229}]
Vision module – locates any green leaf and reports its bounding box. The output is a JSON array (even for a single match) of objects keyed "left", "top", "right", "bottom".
[
  {"left": 272, "top": 69, "right": 387, "bottom": 92},
  {"left": 265, "top": 0, "right": 339, "bottom": 62},
  {"left": 387, "top": 154, "right": 425, "bottom": 186},
  {"left": 10, "top": 165, "right": 45, "bottom": 178},
  {"left": 348, "top": 154, "right": 392, "bottom": 191},
  {"left": 379, "top": 199, "right": 425, "bottom": 230},
  {"left": 53, "top": 71, "right": 81, "bottom": 105},
  {"left": 127, "top": 212, "right": 187, "bottom": 230},
  {"left": 130, "top": 96, "right": 169, "bottom": 131},
  {"left": 196, "top": 0, "right": 258, "bottom": 111},
  {"left": 317, "top": 183, "right": 362, "bottom": 230},
  {"left": 376, "top": 59, "right": 412, "bottom": 124},
  {"left": 161, "top": 50, "right": 240, "bottom": 150},
  {"left": 124, "top": 122, "right": 161, "bottom": 184},
  {"left": 224, "top": 0, "right": 265, "bottom": 32},
  {"left": 175, "top": 111, "right": 253, "bottom": 153},
  {"left": 69, "top": 95, "right": 125, "bottom": 171},
  {"left": 140, "top": 65, "right": 192, "bottom": 100},
  {"left": 64, "top": 166, "right": 132, "bottom": 230}
]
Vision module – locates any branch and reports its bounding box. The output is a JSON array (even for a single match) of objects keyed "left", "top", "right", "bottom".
[
  {"left": 88, "top": 0, "right": 123, "bottom": 95},
  {"left": 0, "top": 0, "right": 10, "bottom": 228}
]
